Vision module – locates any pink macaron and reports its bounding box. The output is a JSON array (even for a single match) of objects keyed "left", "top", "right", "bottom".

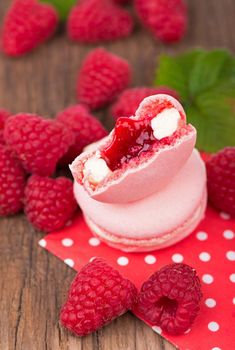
[
  {"left": 70, "top": 94, "right": 196, "bottom": 204},
  {"left": 74, "top": 149, "right": 207, "bottom": 252}
]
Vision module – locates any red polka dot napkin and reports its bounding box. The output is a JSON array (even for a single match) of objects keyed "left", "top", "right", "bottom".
[{"left": 40, "top": 206, "right": 235, "bottom": 350}]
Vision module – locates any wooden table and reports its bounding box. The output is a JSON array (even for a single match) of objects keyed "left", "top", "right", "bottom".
[{"left": 0, "top": 1, "right": 234, "bottom": 349}]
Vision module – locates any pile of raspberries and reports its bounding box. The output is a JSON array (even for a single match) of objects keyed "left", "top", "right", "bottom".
[
  {"left": 0, "top": 106, "right": 106, "bottom": 231},
  {"left": 1, "top": 0, "right": 188, "bottom": 57},
  {"left": 0, "top": 46, "right": 178, "bottom": 231}
]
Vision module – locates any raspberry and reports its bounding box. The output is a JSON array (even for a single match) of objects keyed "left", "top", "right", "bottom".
[
  {"left": 77, "top": 48, "right": 131, "bottom": 110},
  {"left": 111, "top": 87, "right": 180, "bottom": 119},
  {"left": 60, "top": 258, "right": 137, "bottom": 336},
  {"left": 4, "top": 113, "right": 74, "bottom": 176},
  {"left": 135, "top": 263, "right": 202, "bottom": 335},
  {"left": 56, "top": 105, "right": 108, "bottom": 165},
  {"left": 0, "top": 145, "right": 26, "bottom": 216},
  {"left": 206, "top": 147, "right": 235, "bottom": 217},
  {"left": 1, "top": 0, "right": 58, "bottom": 57},
  {"left": 24, "top": 175, "right": 77, "bottom": 232},
  {"left": 114, "top": 0, "right": 131, "bottom": 4},
  {"left": 67, "top": 0, "right": 133, "bottom": 44},
  {"left": 0, "top": 109, "right": 10, "bottom": 144},
  {"left": 135, "top": 0, "right": 188, "bottom": 43}
]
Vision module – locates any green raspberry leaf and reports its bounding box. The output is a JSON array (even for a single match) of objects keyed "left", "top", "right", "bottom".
[
  {"left": 40, "top": 0, "right": 76, "bottom": 21},
  {"left": 189, "top": 49, "right": 232, "bottom": 96},
  {"left": 155, "top": 50, "right": 203, "bottom": 103},
  {"left": 184, "top": 105, "right": 206, "bottom": 151},
  {"left": 155, "top": 55, "right": 188, "bottom": 102},
  {"left": 154, "top": 49, "right": 235, "bottom": 152},
  {"left": 175, "top": 49, "right": 204, "bottom": 77}
]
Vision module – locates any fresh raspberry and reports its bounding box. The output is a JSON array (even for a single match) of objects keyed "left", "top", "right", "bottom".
[
  {"left": 0, "top": 109, "right": 10, "bottom": 144},
  {"left": 1, "top": 0, "right": 58, "bottom": 57},
  {"left": 56, "top": 105, "right": 108, "bottom": 165},
  {"left": 111, "top": 87, "right": 180, "bottom": 119},
  {"left": 24, "top": 175, "right": 77, "bottom": 232},
  {"left": 60, "top": 257, "right": 137, "bottom": 336},
  {"left": 0, "top": 145, "right": 26, "bottom": 216},
  {"left": 135, "top": 263, "right": 202, "bottom": 335},
  {"left": 4, "top": 113, "right": 74, "bottom": 176},
  {"left": 67, "top": 0, "right": 133, "bottom": 44},
  {"left": 206, "top": 147, "right": 235, "bottom": 217},
  {"left": 135, "top": 0, "right": 188, "bottom": 43},
  {"left": 77, "top": 48, "right": 131, "bottom": 110},
  {"left": 114, "top": 0, "right": 131, "bottom": 4}
]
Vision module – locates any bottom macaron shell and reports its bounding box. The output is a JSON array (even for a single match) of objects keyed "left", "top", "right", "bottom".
[
  {"left": 83, "top": 190, "right": 207, "bottom": 252},
  {"left": 74, "top": 149, "right": 207, "bottom": 252}
]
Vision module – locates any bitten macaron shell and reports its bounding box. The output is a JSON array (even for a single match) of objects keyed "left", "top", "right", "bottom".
[{"left": 70, "top": 94, "right": 196, "bottom": 204}]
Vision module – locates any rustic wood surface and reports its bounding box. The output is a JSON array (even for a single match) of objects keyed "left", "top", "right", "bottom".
[{"left": 0, "top": 0, "right": 235, "bottom": 349}]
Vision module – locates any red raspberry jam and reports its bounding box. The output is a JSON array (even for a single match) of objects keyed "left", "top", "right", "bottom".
[
  {"left": 101, "top": 116, "right": 155, "bottom": 171},
  {"left": 101, "top": 101, "right": 184, "bottom": 171}
]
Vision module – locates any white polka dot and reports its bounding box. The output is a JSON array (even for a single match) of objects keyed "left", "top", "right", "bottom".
[
  {"left": 144, "top": 255, "right": 156, "bottom": 264},
  {"left": 172, "top": 253, "right": 184, "bottom": 263},
  {"left": 61, "top": 238, "right": 74, "bottom": 247},
  {"left": 196, "top": 231, "right": 208, "bottom": 241},
  {"left": 64, "top": 258, "right": 75, "bottom": 267},
  {"left": 220, "top": 212, "right": 231, "bottom": 220},
  {"left": 229, "top": 273, "right": 235, "bottom": 283},
  {"left": 208, "top": 322, "right": 219, "bottom": 332},
  {"left": 117, "top": 256, "right": 129, "bottom": 266},
  {"left": 226, "top": 251, "right": 235, "bottom": 261},
  {"left": 212, "top": 347, "right": 221, "bottom": 350},
  {"left": 39, "top": 239, "right": 47, "bottom": 247},
  {"left": 152, "top": 326, "right": 162, "bottom": 334},
  {"left": 205, "top": 298, "right": 216, "bottom": 308},
  {"left": 199, "top": 252, "right": 211, "bottom": 262},
  {"left": 223, "top": 229, "right": 234, "bottom": 240},
  {"left": 202, "top": 274, "right": 214, "bottom": 284},
  {"left": 89, "top": 237, "right": 100, "bottom": 246},
  {"left": 232, "top": 297, "right": 235, "bottom": 305}
]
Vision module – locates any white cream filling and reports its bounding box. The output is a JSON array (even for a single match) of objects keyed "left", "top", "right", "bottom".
[
  {"left": 83, "top": 154, "right": 111, "bottom": 185},
  {"left": 83, "top": 108, "right": 180, "bottom": 184},
  {"left": 151, "top": 108, "right": 181, "bottom": 140}
]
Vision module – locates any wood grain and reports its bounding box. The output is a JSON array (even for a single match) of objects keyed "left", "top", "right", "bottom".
[{"left": 0, "top": 0, "right": 235, "bottom": 349}]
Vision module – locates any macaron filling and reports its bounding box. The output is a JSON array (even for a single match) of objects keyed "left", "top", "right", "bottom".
[
  {"left": 83, "top": 156, "right": 111, "bottom": 185},
  {"left": 83, "top": 100, "right": 190, "bottom": 184},
  {"left": 101, "top": 102, "right": 184, "bottom": 171}
]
